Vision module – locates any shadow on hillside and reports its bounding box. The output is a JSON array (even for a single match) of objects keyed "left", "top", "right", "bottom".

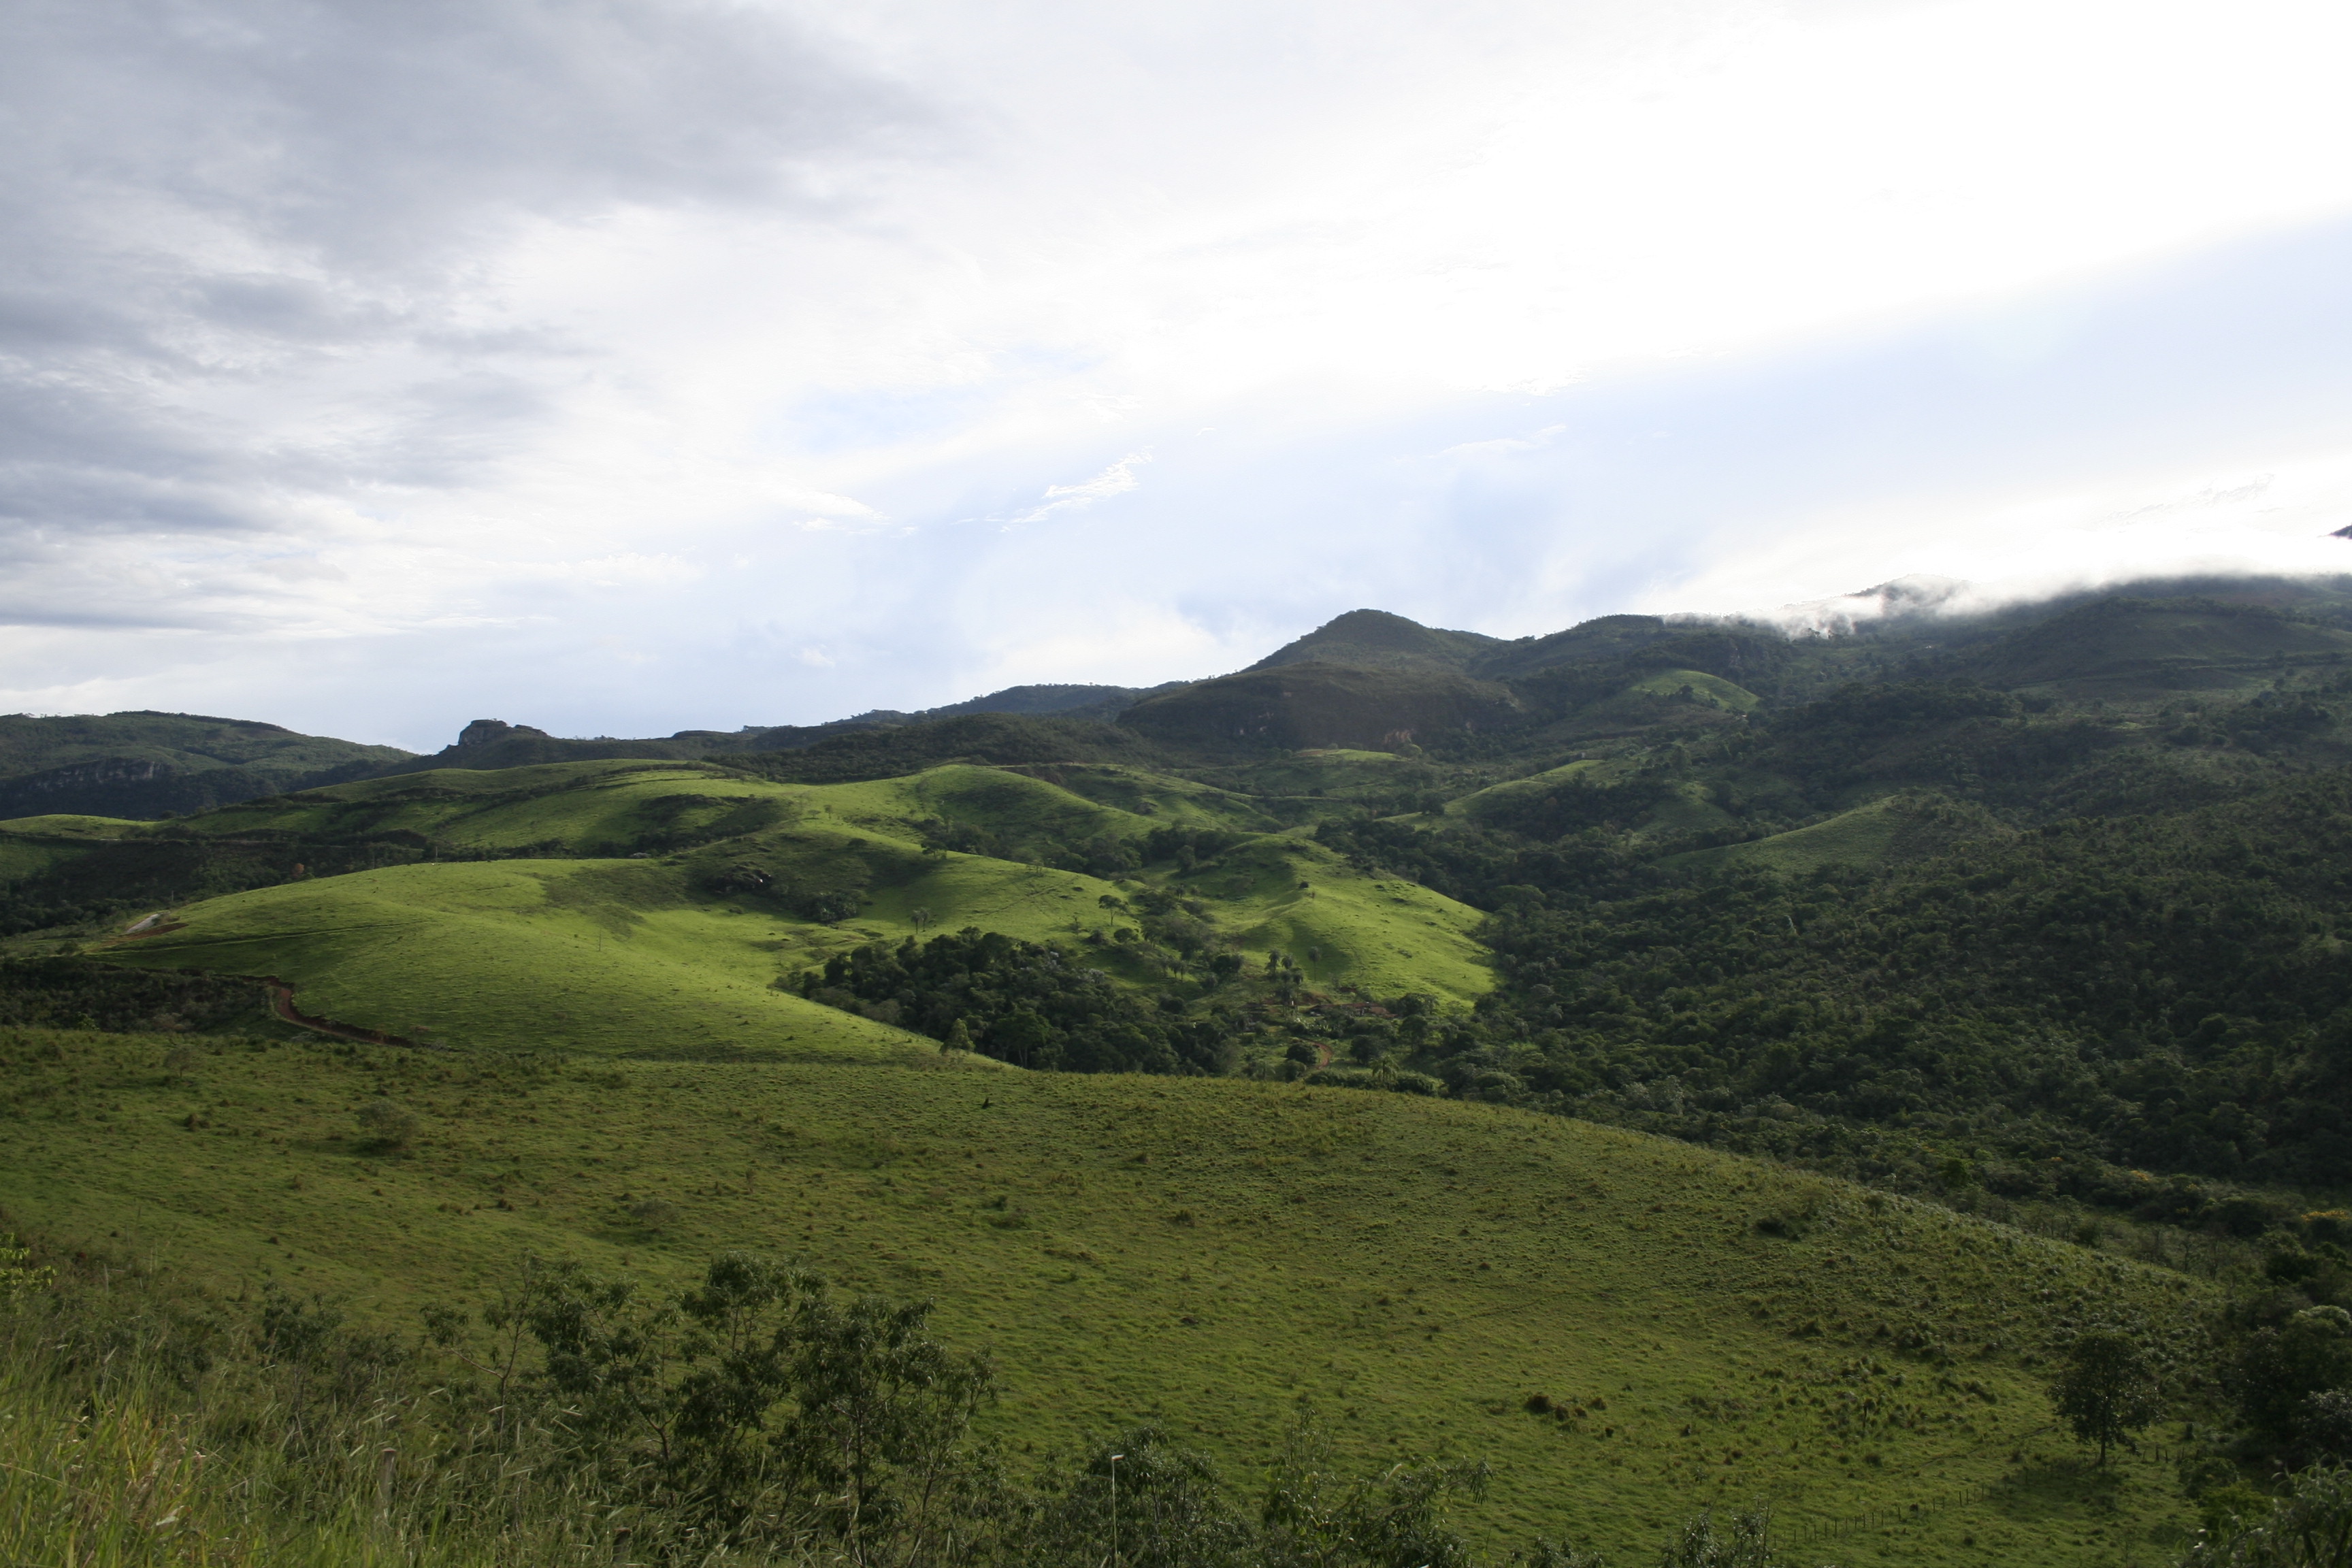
[{"left": 1985, "top": 1452, "right": 2129, "bottom": 1518}]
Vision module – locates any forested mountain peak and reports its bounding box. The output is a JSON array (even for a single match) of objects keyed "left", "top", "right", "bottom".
[{"left": 1245, "top": 608, "right": 1501, "bottom": 674}]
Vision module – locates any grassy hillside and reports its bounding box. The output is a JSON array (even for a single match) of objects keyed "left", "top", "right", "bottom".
[
  {"left": 1623, "top": 668, "right": 1761, "bottom": 713},
  {"left": 1663, "top": 793, "right": 2010, "bottom": 877},
  {"left": 101, "top": 859, "right": 968, "bottom": 1062},
  {"left": 0, "top": 1025, "right": 2212, "bottom": 1563},
  {"left": 87, "top": 757, "right": 1492, "bottom": 1058}
]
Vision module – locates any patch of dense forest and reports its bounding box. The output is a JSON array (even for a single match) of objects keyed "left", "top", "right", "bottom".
[
  {"left": 1290, "top": 668, "right": 2352, "bottom": 1218},
  {"left": 0, "top": 835, "right": 432, "bottom": 937},
  {"left": 800, "top": 926, "right": 1244, "bottom": 1074},
  {"left": 0, "top": 958, "right": 265, "bottom": 1034}
]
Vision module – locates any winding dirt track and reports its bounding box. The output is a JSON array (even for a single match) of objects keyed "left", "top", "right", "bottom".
[{"left": 258, "top": 977, "right": 447, "bottom": 1051}]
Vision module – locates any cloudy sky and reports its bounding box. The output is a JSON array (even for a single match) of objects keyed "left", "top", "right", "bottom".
[{"left": 6, "top": 0, "right": 2352, "bottom": 749}]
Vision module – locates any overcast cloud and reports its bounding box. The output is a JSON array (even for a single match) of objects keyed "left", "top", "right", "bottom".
[{"left": 4, "top": 0, "right": 2352, "bottom": 748}]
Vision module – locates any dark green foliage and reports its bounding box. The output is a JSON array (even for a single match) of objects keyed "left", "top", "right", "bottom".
[
  {"left": 511, "top": 1252, "right": 996, "bottom": 1550},
  {"left": 1962, "top": 596, "right": 2352, "bottom": 691},
  {"left": 1143, "top": 825, "right": 1241, "bottom": 868},
  {"left": 1258, "top": 1418, "right": 1491, "bottom": 1568},
  {"left": 802, "top": 930, "right": 1237, "bottom": 1073},
  {"left": 355, "top": 1097, "right": 420, "bottom": 1151},
  {"left": 716, "top": 713, "right": 1165, "bottom": 785},
  {"left": 1656, "top": 1509, "right": 1774, "bottom": 1567},
  {"left": 1458, "top": 777, "right": 1676, "bottom": 842},
  {"left": 1, "top": 1236, "right": 1529, "bottom": 1565},
  {"left": 624, "top": 791, "right": 789, "bottom": 852},
  {"left": 1312, "top": 817, "right": 1655, "bottom": 912},
  {"left": 909, "top": 813, "right": 1143, "bottom": 878},
  {"left": 2232, "top": 1310, "right": 2352, "bottom": 1446},
  {"left": 1398, "top": 771, "right": 2352, "bottom": 1206},
  {"left": 2182, "top": 1466, "right": 2352, "bottom": 1566},
  {"left": 1120, "top": 664, "right": 1521, "bottom": 753},
  {"left": 0, "top": 958, "right": 266, "bottom": 1034},
  {"left": 0, "top": 833, "right": 429, "bottom": 935},
  {"left": 2051, "top": 1330, "right": 2162, "bottom": 1463},
  {"left": 0, "top": 710, "right": 412, "bottom": 819},
  {"left": 1247, "top": 608, "right": 1503, "bottom": 676},
  {"left": 1002, "top": 1428, "right": 1260, "bottom": 1567}
]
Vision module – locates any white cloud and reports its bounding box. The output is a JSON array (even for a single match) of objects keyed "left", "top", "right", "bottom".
[
  {"left": 1660, "top": 449, "right": 2352, "bottom": 632},
  {"left": 5, "top": 0, "right": 2352, "bottom": 742},
  {"left": 1002, "top": 451, "right": 1151, "bottom": 524}
]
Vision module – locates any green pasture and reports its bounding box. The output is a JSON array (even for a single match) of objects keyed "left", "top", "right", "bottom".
[
  {"left": 1623, "top": 668, "right": 1761, "bottom": 712},
  {"left": 93, "top": 756, "right": 1496, "bottom": 1051},
  {"left": 0, "top": 1028, "right": 2208, "bottom": 1565},
  {"left": 1000, "top": 762, "right": 1295, "bottom": 829},
  {"left": 1442, "top": 758, "right": 1602, "bottom": 820},
  {"left": 1669, "top": 798, "right": 1914, "bottom": 877},
  {"left": 99, "top": 860, "right": 966, "bottom": 1064},
  {"left": 0, "top": 814, "right": 148, "bottom": 840},
  {"left": 0, "top": 835, "right": 95, "bottom": 884}
]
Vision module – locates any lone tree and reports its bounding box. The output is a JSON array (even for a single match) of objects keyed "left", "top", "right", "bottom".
[{"left": 2053, "top": 1329, "right": 2162, "bottom": 1463}]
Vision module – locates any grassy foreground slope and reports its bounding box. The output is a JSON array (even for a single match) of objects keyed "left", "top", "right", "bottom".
[
  {"left": 95, "top": 757, "right": 1491, "bottom": 1054},
  {"left": 0, "top": 1026, "right": 2206, "bottom": 1564}
]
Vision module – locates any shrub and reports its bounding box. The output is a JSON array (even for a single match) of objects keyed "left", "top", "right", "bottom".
[
  {"left": 355, "top": 1097, "right": 419, "bottom": 1151},
  {"left": 1659, "top": 1508, "right": 1774, "bottom": 1567},
  {"left": 626, "top": 1199, "right": 681, "bottom": 1232},
  {"left": 2183, "top": 1466, "right": 2352, "bottom": 1565}
]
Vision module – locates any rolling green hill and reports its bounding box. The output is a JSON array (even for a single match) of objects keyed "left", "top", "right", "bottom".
[
  {"left": 86, "top": 756, "right": 1493, "bottom": 1060},
  {"left": 0, "top": 710, "right": 412, "bottom": 819},
  {"left": 0, "top": 1026, "right": 2211, "bottom": 1563}
]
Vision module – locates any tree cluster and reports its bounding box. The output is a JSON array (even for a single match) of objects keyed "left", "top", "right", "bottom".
[{"left": 800, "top": 929, "right": 1241, "bottom": 1074}]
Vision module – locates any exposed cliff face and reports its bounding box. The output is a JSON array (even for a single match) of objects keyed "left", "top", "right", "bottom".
[{"left": 454, "top": 719, "right": 553, "bottom": 747}]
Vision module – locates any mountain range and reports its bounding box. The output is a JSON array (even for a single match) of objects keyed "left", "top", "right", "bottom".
[
  {"left": 11, "top": 569, "right": 2352, "bottom": 1560},
  {"left": 16, "top": 570, "right": 2352, "bottom": 819}
]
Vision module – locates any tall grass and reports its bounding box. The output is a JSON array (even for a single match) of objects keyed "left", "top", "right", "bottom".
[
  {"left": 0, "top": 1243, "right": 809, "bottom": 1567},
  {"left": 0, "top": 1233, "right": 1529, "bottom": 1568}
]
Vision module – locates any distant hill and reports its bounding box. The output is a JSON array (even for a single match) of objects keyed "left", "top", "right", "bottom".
[
  {"left": 1245, "top": 608, "right": 1500, "bottom": 674},
  {"left": 0, "top": 711, "right": 412, "bottom": 820},
  {"left": 1463, "top": 613, "right": 1687, "bottom": 680},
  {"left": 1957, "top": 595, "right": 2352, "bottom": 694},
  {"left": 1118, "top": 664, "right": 1522, "bottom": 751},
  {"left": 713, "top": 713, "right": 1169, "bottom": 785},
  {"left": 365, "top": 684, "right": 1177, "bottom": 780},
  {"left": 847, "top": 681, "right": 1178, "bottom": 726}
]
